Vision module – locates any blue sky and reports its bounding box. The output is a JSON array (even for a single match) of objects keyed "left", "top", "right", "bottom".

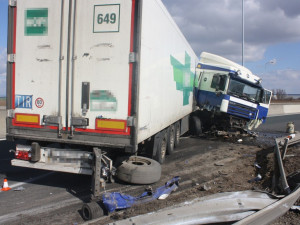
[{"left": 0, "top": 0, "right": 300, "bottom": 96}]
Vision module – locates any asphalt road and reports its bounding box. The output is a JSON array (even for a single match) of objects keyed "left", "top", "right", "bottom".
[
  {"left": 257, "top": 114, "right": 300, "bottom": 133},
  {"left": 0, "top": 114, "right": 299, "bottom": 224}
]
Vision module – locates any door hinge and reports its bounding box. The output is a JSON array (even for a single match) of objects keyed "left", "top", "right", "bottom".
[
  {"left": 7, "top": 54, "right": 16, "bottom": 63},
  {"left": 7, "top": 109, "right": 15, "bottom": 118},
  {"left": 127, "top": 116, "right": 136, "bottom": 127},
  {"left": 129, "top": 52, "right": 137, "bottom": 63},
  {"left": 9, "top": 0, "right": 17, "bottom": 7}
]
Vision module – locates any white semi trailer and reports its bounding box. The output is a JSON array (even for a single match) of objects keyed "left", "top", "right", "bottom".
[{"left": 5, "top": 0, "right": 198, "bottom": 210}]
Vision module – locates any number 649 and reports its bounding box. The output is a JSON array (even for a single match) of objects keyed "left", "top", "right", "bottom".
[{"left": 97, "top": 13, "right": 116, "bottom": 24}]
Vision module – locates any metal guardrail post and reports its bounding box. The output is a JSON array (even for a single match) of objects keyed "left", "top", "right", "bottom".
[
  {"left": 274, "top": 141, "right": 291, "bottom": 194},
  {"left": 281, "top": 138, "right": 289, "bottom": 160}
]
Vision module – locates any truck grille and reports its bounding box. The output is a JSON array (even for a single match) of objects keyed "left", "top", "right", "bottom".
[{"left": 227, "top": 101, "right": 257, "bottom": 120}]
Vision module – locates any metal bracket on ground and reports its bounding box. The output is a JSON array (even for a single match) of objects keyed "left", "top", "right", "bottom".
[
  {"left": 92, "top": 147, "right": 103, "bottom": 199},
  {"left": 272, "top": 133, "right": 300, "bottom": 195}
]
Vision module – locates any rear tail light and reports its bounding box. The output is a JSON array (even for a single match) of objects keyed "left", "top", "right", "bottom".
[{"left": 15, "top": 145, "right": 31, "bottom": 161}]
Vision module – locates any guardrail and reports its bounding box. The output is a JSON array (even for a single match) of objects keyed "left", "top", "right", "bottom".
[{"left": 235, "top": 132, "right": 300, "bottom": 224}]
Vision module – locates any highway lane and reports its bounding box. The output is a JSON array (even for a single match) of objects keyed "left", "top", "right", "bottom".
[
  {"left": 0, "top": 114, "right": 299, "bottom": 224},
  {"left": 257, "top": 114, "right": 300, "bottom": 133}
]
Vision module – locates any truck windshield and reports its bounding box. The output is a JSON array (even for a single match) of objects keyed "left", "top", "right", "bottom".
[{"left": 228, "top": 79, "right": 262, "bottom": 103}]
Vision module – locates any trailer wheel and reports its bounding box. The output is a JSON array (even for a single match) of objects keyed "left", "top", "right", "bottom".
[
  {"left": 82, "top": 201, "right": 104, "bottom": 221},
  {"left": 167, "top": 125, "right": 175, "bottom": 155},
  {"left": 117, "top": 156, "right": 161, "bottom": 184},
  {"left": 174, "top": 122, "right": 180, "bottom": 148},
  {"left": 190, "top": 115, "right": 202, "bottom": 136},
  {"left": 154, "top": 131, "right": 168, "bottom": 164}
]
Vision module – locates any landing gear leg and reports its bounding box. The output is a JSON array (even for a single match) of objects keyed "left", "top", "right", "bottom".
[{"left": 81, "top": 148, "right": 105, "bottom": 220}]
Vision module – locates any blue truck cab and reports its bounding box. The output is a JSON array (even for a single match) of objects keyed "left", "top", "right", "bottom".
[{"left": 194, "top": 52, "right": 272, "bottom": 131}]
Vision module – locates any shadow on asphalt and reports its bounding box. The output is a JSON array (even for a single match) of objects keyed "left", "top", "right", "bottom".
[{"left": 0, "top": 140, "right": 92, "bottom": 200}]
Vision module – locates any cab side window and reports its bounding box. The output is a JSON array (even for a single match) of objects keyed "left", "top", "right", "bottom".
[{"left": 211, "top": 74, "right": 227, "bottom": 91}]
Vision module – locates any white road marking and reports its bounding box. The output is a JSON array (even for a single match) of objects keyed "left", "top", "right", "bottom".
[{"left": 0, "top": 197, "right": 82, "bottom": 224}]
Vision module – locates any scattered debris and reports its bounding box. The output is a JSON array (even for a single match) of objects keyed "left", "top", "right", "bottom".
[
  {"left": 237, "top": 139, "right": 243, "bottom": 143},
  {"left": 218, "top": 171, "right": 228, "bottom": 176},
  {"left": 13, "top": 186, "right": 25, "bottom": 191},
  {"left": 199, "top": 184, "right": 211, "bottom": 191},
  {"left": 248, "top": 174, "right": 262, "bottom": 183},
  {"left": 102, "top": 177, "right": 180, "bottom": 213},
  {"left": 214, "top": 162, "right": 225, "bottom": 166},
  {"left": 254, "top": 162, "right": 261, "bottom": 169},
  {"left": 248, "top": 131, "right": 259, "bottom": 138},
  {"left": 290, "top": 206, "right": 300, "bottom": 213}
]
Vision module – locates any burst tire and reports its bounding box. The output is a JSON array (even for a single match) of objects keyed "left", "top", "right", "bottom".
[{"left": 117, "top": 156, "right": 161, "bottom": 184}]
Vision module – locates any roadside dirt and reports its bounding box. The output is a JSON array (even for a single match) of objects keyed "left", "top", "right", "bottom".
[
  {"left": 88, "top": 132, "right": 300, "bottom": 225},
  {"left": 6, "top": 132, "right": 300, "bottom": 225}
]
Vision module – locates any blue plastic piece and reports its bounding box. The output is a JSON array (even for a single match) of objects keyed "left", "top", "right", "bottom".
[{"left": 102, "top": 176, "right": 180, "bottom": 213}]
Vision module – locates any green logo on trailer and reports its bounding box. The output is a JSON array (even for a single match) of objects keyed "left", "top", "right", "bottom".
[
  {"left": 170, "top": 52, "right": 194, "bottom": 106},
  {"left": 25, "top": 8, "right": 48, "bottom": 36}
]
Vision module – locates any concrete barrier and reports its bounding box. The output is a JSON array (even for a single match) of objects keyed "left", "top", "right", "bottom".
[{"left": 268, "top": 104, "right": 300, "bottom": 117}]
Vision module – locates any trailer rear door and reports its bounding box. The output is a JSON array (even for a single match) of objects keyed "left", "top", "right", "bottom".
[
  {"left": 70, "top": 0, "right": 134, "bottom": 136},
  {"left": 9, "top": 0, "right": 136, "bottom": 143}
]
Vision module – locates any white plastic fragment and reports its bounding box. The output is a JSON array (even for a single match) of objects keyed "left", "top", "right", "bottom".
[
  {"left": 290, "top": 206, "right": 300, "bottom": 212},
  {"left": 13, "top": 186, "right": 25, "bottom": 191}
]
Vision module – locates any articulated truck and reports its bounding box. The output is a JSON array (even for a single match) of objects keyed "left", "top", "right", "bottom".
[
  {"left": 6, "top": 0, "right": 198, "bottom": 200},
  {"left": 5, "top": 0, "right": 271, "bottom": 219}
]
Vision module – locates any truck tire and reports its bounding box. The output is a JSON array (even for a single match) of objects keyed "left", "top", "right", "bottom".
[
  {"left": 154, "top": 131, "right": 168, "bottom": 164},
  {"left": 82, "top": 201, "right": 104, "bottom": 220},
  {"left": 167, "top": 125, "right": 175, "bottom": 155},
  {"left": 174, "top": 122, "right": 180, "bottom": 148},
  {"left": 117, "top": 156, "right": 161, "bottom": 184},
  {"left": 190, "top": 115, "right": 202, "bottom": 136}
]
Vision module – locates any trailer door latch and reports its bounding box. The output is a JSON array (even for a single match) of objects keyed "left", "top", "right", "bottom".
[
  {"left": 7, "top": 109, "right": 15, "bottom": 118},
  {"left": 129, "top": 52, "right": 137, "bottom": 63},
  {"left": 127, "top": 116, "right": 136, "bottom": 127}
]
